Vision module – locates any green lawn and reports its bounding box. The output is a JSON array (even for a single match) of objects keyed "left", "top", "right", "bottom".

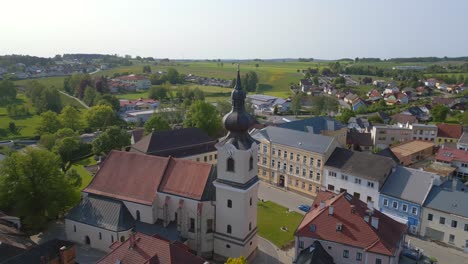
[
  {"left": 0, "top": 94, "right": 42, "bottom": 139},
  {"left": 71, "top": 156, "right": 97, "bottom": 190},
  {"left": 257, "top": 201, "right": 304, "bottom": 248}
]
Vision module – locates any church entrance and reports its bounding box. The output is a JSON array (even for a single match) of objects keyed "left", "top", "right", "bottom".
[{"left": 279, "top": 175, "right": 285, "bottom": 187}]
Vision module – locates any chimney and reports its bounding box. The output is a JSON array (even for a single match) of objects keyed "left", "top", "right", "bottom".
[
  {"left": 319, "top": 201, "right": 325, "bottom": 210},
  {"left": 328, "top": 206, "right": 334, "bottom": 216},
  {"left": 371, "top": 217, "right": 379, "bottom": 229}
]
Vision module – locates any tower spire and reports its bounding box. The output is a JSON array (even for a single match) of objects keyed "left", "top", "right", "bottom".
[{"left": 235, "top": 64, "right": 242, "bottom": 91}]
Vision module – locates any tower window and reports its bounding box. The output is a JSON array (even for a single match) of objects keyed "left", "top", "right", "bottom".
[
  {"left": 249, "top": 156, "right": 254, "bottom": 171},
  {"left": 227, "top": 199, "right": 232, "bottom": 208},
  {"left": 136, "top": 210, "right": 141, "bottom": 221},
  {"left": 227, "top": 225, "right": 232, "bottom": 234},
  {"left": 249, "top": 222, "right": 252, "bottom": 231},
  {"left": 227, "top": 158, "right": 235, "bottom": 172},
  {"left": 250, "top": 197, "right": 252, "bottom": 206}
]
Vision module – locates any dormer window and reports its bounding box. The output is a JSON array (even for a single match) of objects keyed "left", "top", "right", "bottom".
[
  {"left": 227, "top": 157, "right": 235, "bottom": 172},
  {"left": 249, "top": 156, "right": 254, "bottom": 171}
]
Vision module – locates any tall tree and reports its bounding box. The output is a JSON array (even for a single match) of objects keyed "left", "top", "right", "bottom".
[
  {"left": 148, "top": 86, "right": 168, "bottom": 100},
  {"left": 59, "top": 105, "right": 83, "bottom": 131},
  {"left": 291, "top": 93, "right": 302, "bottom": 116},
  {"left": 92, "top": 126, "right": 130, "bottom": 154},
  {"left": 53, "top": 136, "right": 81, "bottom": 171},
  {"left": 144, "top": 114, "right": 171, "bottom": 133},
  {"left": 0, "top": 148, "right": 80, "bottom": 230},
  {"left": 84, "top": 105, "right": 117, "bottom": 130},
  {"left": 83, "top": 86, "right": 98, "bottom": 106},
  {"left": 184, "top": 101, "right": 222, "bottom": 137},
  {"left": 96, "top": 94, "right": 120, "bottom": 112},
  {"left": 431, "top": 104, "right": 449, "bottom": 122},
  {"left": 37, "top": 111, "right": 61, "bottom": 135},
  {"left": 0, "top": 80, "right": 17, "bottom": 104}
]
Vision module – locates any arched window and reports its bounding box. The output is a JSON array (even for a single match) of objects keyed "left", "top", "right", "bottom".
[
  {"left": 249, "top": 222, "right": 252, "bottom": 231},
  {"left": 227, "top": 225, "right": 232, "bottom": 234},
  {"left": 250, "top": 197, "right": 252, "bottom": 206},
  {"left": 120, "top": 236, "right": 125, "bottom": 242},
  {"left": 73, "top": 225, "right": 76, "bottom": 232},
  {"left": 227, "top": 157, "right": 235, "bottom": 172},
  {"left": 227, "top": 199, "right": 232, "bottom": 208},
  {"left": 111, "top": 235, "right": 114, "bottom": 243},
  {"left": 99, "top": 232, "right": 102, "bottom": 240},
  {"left": 136, "top": 210, "right": 141, "bottom": 221},
  {"left": 249, "top": 156, "right": 254, "bottom": 171}
]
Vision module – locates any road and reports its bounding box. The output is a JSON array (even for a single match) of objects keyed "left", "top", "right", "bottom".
[
  {"left": 59, "top": 90, "right": 90, "bottom": 109},
  {"left": 405, "top": 236, "right": 468, "bottom": 264},
  {"left": 258, "top": 181, "right": 315, "bottom": 214}
]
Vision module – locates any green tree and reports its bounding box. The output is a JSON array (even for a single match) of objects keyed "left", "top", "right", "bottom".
[
  {"left": 148, "top": 86, "right": 168, "bottom": 100},
  {"left": 37, "top": 111, "right": 61, "bottom": 135},
  {"left": 215, "top": 100, "right": 232, "bottom": 116},
  {"left": 336, "top": 108, "right": 355, "bottom": 123},
  {"left": 8, "top": 122, "right": 18, "bottom": 134},
  {"left": 84, "top": 105, "right": 117, "bottom": 130},
  {"left": 59, "top": 105, "right": 83, "bottom": 131},
  {"left": 142, "top": 65, "right": 152, "bottom": 73},
  {"left": 291, "top": 93, "right": 302, "bottom": 116},
  {"left": 144, "top": 114, "right": 171, "bottom": 133},
  {"left": 0, "top": 148, "right": 80, "bottom": 230},
  {"left": 192, "top": 87, "right": 205, "bottom": 101},
  {"left": 312, "top": 76, "right": 319, "bottom": 85},
  {"left": 53, "top": 136, "right": 81, "bottom": 171},
  {"left": 431, "top": 104, "right": 450, "bottom": 122},
  {"left": 92, "top": 126, "right": 130, "bottom": 154},
  {"left": 83, "top": 86, "right": 98, "bottom": 106},
  {"left": 96, "top": 94, "right": 120, "bottom": 112},
  {"left": 184, "top": 101, "right": 222, "bottom": 137},
  {"left": 166, "top": 68, "right": 180, "bottom": 84},
  {"left": 0, "top": 80, "right": 17, "bottom": 104}
]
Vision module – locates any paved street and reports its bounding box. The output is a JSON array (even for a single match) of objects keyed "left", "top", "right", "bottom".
[
  {"left": 258, "top": 181, "right": 315, "bottom": 214},
  {"left": 404, "top": 236, "right": 468, "bottom": 264}
]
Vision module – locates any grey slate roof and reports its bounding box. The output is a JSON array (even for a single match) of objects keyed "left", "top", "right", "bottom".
[
  {"left": 65, "top": 195, "right": 135, "bottom": 231},
  {"left": 2, "top": 239, "right": 74, "bottom": 264},
  {"left": 252, "top": 126, "right": 335, "bottom": 154},
  {"left": 380, "top": 166, "right": 438, "bottom": 205},
  {"left": 325, "top": 148, "right": 395, "bottom": 184},
  {"left": 423, "top": 179, "right": 468, "bottom": 217},
  {"left": 276, "top": 116, "right": 345, "bottom": 134}
]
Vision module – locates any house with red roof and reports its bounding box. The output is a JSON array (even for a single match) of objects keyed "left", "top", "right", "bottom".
[
  {"left": 65, "top": 150, "right": 217, "bottom": 257},
  {"left": 97, "top": 232, "right": 206, "bottom": 264},
  {"left": 294, "top": 191, "right": 406, "bottom": 264},
  {"left": 436, "top": 123, "right": 463, "bottom": 145},
  {"left": 119, "top": 98, "right": 159, "bottom": 113},
  {"left": 435, "top": 146, "right": 468, "bottom": 179},
  {"left": 367, "top": 89, "right": 382, "bottom": 101},
  {"left": 114, "top": 74, "right": 151, "bottom": 90}
]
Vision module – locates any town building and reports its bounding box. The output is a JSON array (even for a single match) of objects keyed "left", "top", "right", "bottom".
[
  {"left": 119, "top": 98, "right": 159, "bottom": 113},
  {"left": 371, "top": 125, "right": 412, "bottom": 149},
  {"left": 299, "top": 79, "right": 313, "bottom": 92},
  {"left": 379, "top": 166, "right": 441, "bottom": 235},
  {"left": 294, "top": 191, "right": 406, "bottom": 264},
  {"left": 0, "top": 213, "right": 35, "bottom": 262},
  {"left": 253, "top": 126, "right": 338, "bottom": 198},
  {"left": 390, "top": 140, "right": 434, "bottom": 166},
  {"left": 130, "top": 127, "right": 218, "bottom": 164},
  {"left": 2, "top": 239, "right": 76, "bottom": 264},
  {"left": 436, "top": 123, "right": 463, "bottom": 145},
  {"left": 62, "top": 68, "right": 259, "bottom": 261},
  {"left": 246, "top": 94, "right": 290, "bottom": 113},
  {"left": 113, "top": 74, "right": 151, "bottom": 90},
  {"left": 346, "top": 131, "right": 373, "bottom": 152},
  {"left": 323, "top": 148, "right": 395, "bottom": 204},
  {"left": 409, "top": 123, "right": 437, "bottom": 142},
  {"left": 420, "top": 179, "right": 468, "bottom": 251},
  {"left": 276, "top": 116, "right": 347, "bottom": 146},
  {"left": 457, "top": 132, "right": 468, "bottom": 150},
  {"left": 97, "top": 232, "right": 206, "bottom": 264},
  {"left": 390, "top": 113, "right": 418, "bottom": 125},
  {"left": 435, "top": 146, "right": 468, "bottom": 179},
  {"left": 294, "top": 240, "right": 334, "bottom": 264},
  {"left": 348, "top": 117, "right": 372, "bottom": 133}
]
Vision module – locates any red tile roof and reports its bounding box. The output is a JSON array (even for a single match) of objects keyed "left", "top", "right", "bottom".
[
  {"left": 159, "top": 158, "right": 213, "bottom": 200},
  {"left": 97, "top": 232, "right": 206, "bottom": 264},
  {"left": 369, "top": 89, "right": 381, "bottom": 98},
  {"left": 435, "top": 146, "right": 468, "bottom": 163},
  {"left": 296, "top": 191, "right": 406, "bottom": 256},
  {"left": 436, "top": 123, "right": 462, "bottom": 139},
  {"left": 119, "top": 98, "right": 158, "bottom": 107},
  {"left": 391, "top": 113, "right": 418, "bottom": 124},
  {"left": 115, "top": 74, "right": 149, "bottom": 81},
  {"left": 84, "top": 151, "right": 213, "bottom": 205}
]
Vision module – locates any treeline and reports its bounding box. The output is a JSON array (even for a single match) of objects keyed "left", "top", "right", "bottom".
[
  {"left": 388, "top": 56, "right": 468, "bottom": 63},
  {"left": 25, "top": 81, "right": 62, "bottom": 113},
  {"left": 0, "top": 55, "right": 55, "bottom": 67}
]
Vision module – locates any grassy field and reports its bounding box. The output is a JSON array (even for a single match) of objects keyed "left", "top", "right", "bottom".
[
  {"left": 257, "top": 201, "right": 304, "bottom": 248},
  {"left": 0, "top": 94, "right": 41, "bottom": 139},
  {"left": 71, "top": 156, "right": 97, "bottom": 190}
]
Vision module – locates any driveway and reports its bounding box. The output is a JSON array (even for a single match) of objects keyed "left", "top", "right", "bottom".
[
  {"left": 258, "top": 181, "right": 315, "bottom": 214},
  {"left": 404, "top": 236, "right": 468, "bottom": 264}
]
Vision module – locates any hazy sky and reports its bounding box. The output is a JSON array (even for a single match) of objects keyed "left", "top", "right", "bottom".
[{"left": 1, "top": 0, "right": 467, "bottom": 59}]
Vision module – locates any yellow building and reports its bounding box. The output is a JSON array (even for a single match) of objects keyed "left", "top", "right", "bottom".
[
  {"left": 253, "top": 126, "right": 338, "bottom": 197},
  {"left": 436, "top": 123, "right": 462, "bottom": 145}
]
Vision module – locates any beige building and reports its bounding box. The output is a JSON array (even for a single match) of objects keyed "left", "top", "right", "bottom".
[
  {"left": 253, "top": 126, "right": 338, "bottom": 197},
  {"left": 420, "top": 179, "right": 468, "bottom": 251}
]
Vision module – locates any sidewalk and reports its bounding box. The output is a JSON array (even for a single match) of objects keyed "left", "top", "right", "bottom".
[{"left": 406, "top": 236, "right": 468, "bottom": 264}]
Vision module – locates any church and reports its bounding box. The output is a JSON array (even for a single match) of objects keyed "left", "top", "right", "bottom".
[{"left": 65, "top": 68, "right": 259, "bottom": 261}]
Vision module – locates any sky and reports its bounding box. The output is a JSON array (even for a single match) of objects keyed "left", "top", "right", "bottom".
[{"left": 1, "top": 0, "right": 467, "bottom": 59}]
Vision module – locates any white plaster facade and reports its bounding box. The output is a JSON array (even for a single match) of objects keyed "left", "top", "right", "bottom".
[
  {"left": 323, "top": 167, "right": 381, "bottom": 205},
  {"left": 214, "top": 141, "right": 259, "bottom": 260}
]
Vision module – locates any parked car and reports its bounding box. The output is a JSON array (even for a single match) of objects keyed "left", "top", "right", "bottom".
[{"left": 298, "top": 205, "right": 311, "bottom": 212}]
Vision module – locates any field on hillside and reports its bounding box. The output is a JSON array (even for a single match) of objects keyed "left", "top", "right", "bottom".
[{"left": 0, "top": 94, "right": 41, "bottom": 139}]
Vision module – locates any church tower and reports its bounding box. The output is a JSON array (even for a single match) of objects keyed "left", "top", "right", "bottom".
[{"left": 213, "top": 67, "right": 259, "bottom": 260}]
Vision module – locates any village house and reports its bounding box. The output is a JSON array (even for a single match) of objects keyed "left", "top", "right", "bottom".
[
  {"left": 323, "top": 148, "right": 396, "bottom": 204},
  {"left": 294, "top": 191, "right": 406, "bottom": 264},
  {"left": 113, "top": 74, "right": 151, "bottom": 90},
  {"left": 409, "top": 123, "right": 437, "bottom": 142},
  {"left": 299, "top": 79, "right": 313, "bottom": 92},
  {"left": 119, "top": 98, "right": 159, "bottom": 113},
  {"left": 379, "top": 166, "right": 442, "bottom": 235},
  {"left": 344, "top": 93, "right": 359, "bottom": 104},
  {"left": 109, "top": 80, "right": 136, "bottom": 93},
  {"left": 424, "top": 78, "right": 437, "bottom": 87},
  {"left": 373, "top": 80, "right": 387, "bottom": 87},
  {"left": 390, "top": 140, "right": 434, "bottom": 166},
  {"left": 2, "top": 240, "right": 76, "bottom": 264},
  {"left": 436, "top": 123, "right": 463, "bottom": 145},
  {"left": 367, "top": 89, "right": 382, "bottom": 101},
  {"left": 346, "top": 131, "right": 373, "bottom": 152},
  {"left": 435, "top": 146, "right": 468, "bottom": 179},
  {"left": 253, "top": 126, "right": 339, "bottom": 198},
  {"left": 130, "top": 127, "right": 218, "bottom": 164},
  {"left": 371, "top": 125, "right": 413, "bottom": 149},
  {"left": 390, "top": 113, "right": 418, "bottom": 125},
  {"left": 347, "top": 117, "right": 372, "bottom": 133},
  {"left": 420, "top": 179, "right": 468, "bottom": 251},
  {"left": 246, "top": 94, "right": 290, "bottom": 113}
]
